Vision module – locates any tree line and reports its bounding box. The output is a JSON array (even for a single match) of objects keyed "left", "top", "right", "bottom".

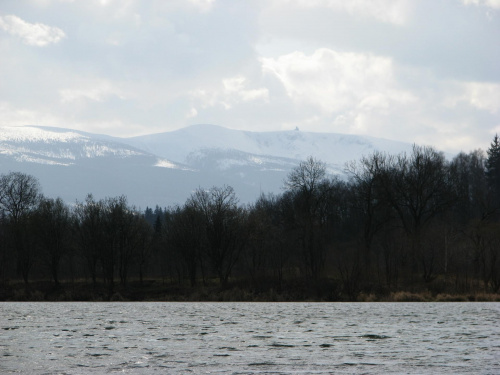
[{"left": 0, "top": 136, "right": 499, "bottom": 300}]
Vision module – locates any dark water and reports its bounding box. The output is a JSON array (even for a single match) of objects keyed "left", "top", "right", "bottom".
[{"left": 1, "top": 302, "right": 499, "bottom": 374}]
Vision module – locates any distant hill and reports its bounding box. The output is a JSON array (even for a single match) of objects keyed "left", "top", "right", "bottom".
[{"left": 0, "top": 124, "right": 414, "bottom": 208}]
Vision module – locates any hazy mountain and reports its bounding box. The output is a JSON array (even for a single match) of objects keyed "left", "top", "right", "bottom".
[
  {"left": 0, "top": 126, "right": 197, "bottom": 208},
  {"left": 125, "top": 124, "right": 413, "bottom": 171},
  {"left": 0, "top": 124, "right": 414, "bottom": 208}
]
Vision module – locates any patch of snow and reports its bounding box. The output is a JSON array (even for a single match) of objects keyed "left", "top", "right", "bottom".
[
  {"left": 155, "top": 159, "right": 177, "bottom": 169},
  {"left": 15, "top": 154, "right": 72, "bottom": 166},
  {"left": 217, "top": 158, "right": 250, "bottom": 170},
  {"left": 0, "top": 126, "right": 86, "bottom": 143},
  {"left": 249, "top": 156, "right": 264, "bottom": 165},
  {"left": 82, "top": 144, "right": 143, "bottom": 158},
  {"left": 261, "top": 168, "right": 287, "bottom": 172}
]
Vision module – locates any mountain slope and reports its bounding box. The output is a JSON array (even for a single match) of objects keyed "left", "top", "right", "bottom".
[
  {"left": 125, "top": 124, "right": 414, "bottom": 171},
  {"left": 0, "top": 125, "right": 415, "bottom": 207},
  {"left": 0, "top": 126, "right": 196, "bottom": 208},
  {"left": 0, "top": 125, "right": 184, "bottom": 166}
]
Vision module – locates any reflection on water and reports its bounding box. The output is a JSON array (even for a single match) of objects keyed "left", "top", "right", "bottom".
[{"left": 1, "top": 302, "right": 499, "bottom": 374}]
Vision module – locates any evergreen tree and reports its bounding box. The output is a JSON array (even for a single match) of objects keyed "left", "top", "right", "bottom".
[
  {"left": 153, "top": 214, "right": 162, "bottom": 234},
  {"left": 486, "top": 134, "right": 500, "bottom": 215},
  {"left": 144, "top": 207, "right": 154, "bottom": 225}
]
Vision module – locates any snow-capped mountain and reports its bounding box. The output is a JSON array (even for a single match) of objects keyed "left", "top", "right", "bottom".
[
  {"left": 0, "top": 125, "right": 414, "bottom": 208},
  {"left": 0, "top": 126, "right": 196, "bottom": 208},
  {"left": 0, "top": 126, "right": 166, "bottom": 166},
  {"left": 125, "top": 124, "right": 412, "bottom": 172}
]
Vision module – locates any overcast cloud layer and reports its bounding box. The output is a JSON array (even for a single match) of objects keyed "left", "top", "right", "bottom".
[{"left": 0, "top": 0, "right": 499, "bottom": 153}]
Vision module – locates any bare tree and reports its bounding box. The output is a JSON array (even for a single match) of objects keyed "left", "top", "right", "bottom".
[
  {"left": 380, "top": 145, "right": 456, "bottom": 282},
  {"left": 0, "top": 172, "right": 41, "bottom": 222},
  {"left": 188, "top": 186, "right": 247, "bottom": 287},
  {"left": 284, "top": 156, "right": 327, "bottom": 196},
  {"left": 346, "top": 152, "right": 393, "bottom": 265},
  {"left": 33, "top": 197, "right": 71, "bottom": 286},
  {"left": 166, "top": 204, "right": 205, "bottom": 287},
  {"left": 449, "top": 150, "right": 489, "bottom": 222},
  {"left": 284, "top": 157, "right": 333, "bottom": 279},
  {"left": 101, "top": 196, "right": 150, "bottom": 291},
  {"left": 134, "top": 215, "right": 153, "bottom": 285},
  {"left": 0, "top": 172, "right": 41, "bottom": 284},
  {"left": 74, "top": 194, "right": 105, "bottom": 287}
]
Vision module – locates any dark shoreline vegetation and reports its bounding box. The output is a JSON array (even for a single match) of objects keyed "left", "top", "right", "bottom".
[{"left": 1, "top": 137, "right": 500, "bottom": 302}]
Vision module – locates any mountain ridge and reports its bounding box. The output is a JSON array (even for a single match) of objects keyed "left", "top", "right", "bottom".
[
  {"left": 0, "top": 124, "right": 415, "bottom": 208},
  {"left": 124, "top": 124, "right": 414, "bottom": 168}
]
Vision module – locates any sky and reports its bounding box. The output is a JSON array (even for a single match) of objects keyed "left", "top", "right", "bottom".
[{"left": 0, "top": 0, "right": 499, "bottom": 154}]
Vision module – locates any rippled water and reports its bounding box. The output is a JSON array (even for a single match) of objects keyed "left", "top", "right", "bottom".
[{"left": 1, "top": 302, "right": 499, "bottom": 374}]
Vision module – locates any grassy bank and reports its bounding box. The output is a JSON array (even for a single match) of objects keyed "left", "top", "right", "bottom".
[{"left": 1, "top": 279, "right": 499, "bottom": 302}]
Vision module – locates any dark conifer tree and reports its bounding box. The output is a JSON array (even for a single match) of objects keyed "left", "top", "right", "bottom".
[
  {"left": 144, "top": 207, "right": 155, "bottom": 225},
  {"left": 486, "top": 134, "right": 500, "bottom": 216}
]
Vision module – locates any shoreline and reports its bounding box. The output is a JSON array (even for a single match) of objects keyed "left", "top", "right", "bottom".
[{"left": 2, "top": 279, "right": 499, "bottom": 303}]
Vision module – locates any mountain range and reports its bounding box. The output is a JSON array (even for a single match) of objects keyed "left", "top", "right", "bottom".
[{"left": 0, "top": 124, "right": 415, "bottom": 208}]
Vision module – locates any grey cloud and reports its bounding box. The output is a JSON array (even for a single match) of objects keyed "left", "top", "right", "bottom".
[{"left": 258, "top": 0, "right": 500, "bottom": 82}]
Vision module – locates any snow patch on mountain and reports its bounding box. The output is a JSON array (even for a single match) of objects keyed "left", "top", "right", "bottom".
[
  {"left": 0, "top": 125, "right": 84, "bottom": 143},
  {"left": 155, "top": 159, "right": 178, "bottom": 169},
  {"left": 125, "top": 124, "right": 414, "bottom": 169},
  {"left": 0, "top": 125, "right": 164, "bottom": 163},
  {"left": 0, "top": 124, "right": 417, "bottom": 207},
  {"left": 154, "top": 159, "right": 195, "bottom": 171},
  {"left": 15, "top": 154, "right": 72, "bottom": 166}
]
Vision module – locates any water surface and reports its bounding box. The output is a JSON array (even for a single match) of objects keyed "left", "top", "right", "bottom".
[{"left": 1, "top": 302, "right": 499, "bottom": 374}]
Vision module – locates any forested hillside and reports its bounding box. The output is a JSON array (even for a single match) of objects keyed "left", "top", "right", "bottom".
[{"left": 1, "top": 138, "right": 500, "bottom": 302}]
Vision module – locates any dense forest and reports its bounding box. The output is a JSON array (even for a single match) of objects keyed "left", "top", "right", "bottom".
[{"left": 1, "top": 136, "right": 500, "bottom": 302}]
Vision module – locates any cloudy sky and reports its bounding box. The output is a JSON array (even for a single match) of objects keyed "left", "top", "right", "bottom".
[{"left": 0, "top": 0, "right": 499, "bottom": 153}]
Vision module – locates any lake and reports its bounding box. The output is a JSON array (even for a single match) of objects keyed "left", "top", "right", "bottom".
[{"left": 1, "top": 302, "right": 499, "bottom": 374}]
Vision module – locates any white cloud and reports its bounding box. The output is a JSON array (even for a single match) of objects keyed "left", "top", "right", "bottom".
[
  {"left": 59, "top": 80, "right": 128, "bottom": 103},
  {"left": 445, "top": 81, "right": 500, "bottom": 113},
  {"left": 461, "top": 0, "right": 500, "bottom": 9},
  {"left": 261, "top": 48, "right": 415, "bottom": 114},
  {"left": 257, "top": 47, "right": 500, "bottom": 153},
  {"left": 269, "top": 0, "right": 412, "bottom": 25},
  {"left": 222, "top": 76, "right": 269, "bottom": 103},
  {"left": 187, "top": 107, "right": 198, "bottom": 118},
  {"left": 0, "top": 101, "right": 147, "bottom": 137},
  {"left": 464, "top": 82, "right": 500, "bottom": 113},
  {"left": 0, "top": 1, "right": 498, "bottom": 154},
  {"left": 0, "top": 15, "right": 65, "bottom": 46},
  {"left": 188, "top": 0, "right": 216, "bottom": 12},
  {"left": 192, "top": 76, "right": 269, "bottom": 110},
  {"left": 0, "top": 101, "right": 60, "bottom": 126}
]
